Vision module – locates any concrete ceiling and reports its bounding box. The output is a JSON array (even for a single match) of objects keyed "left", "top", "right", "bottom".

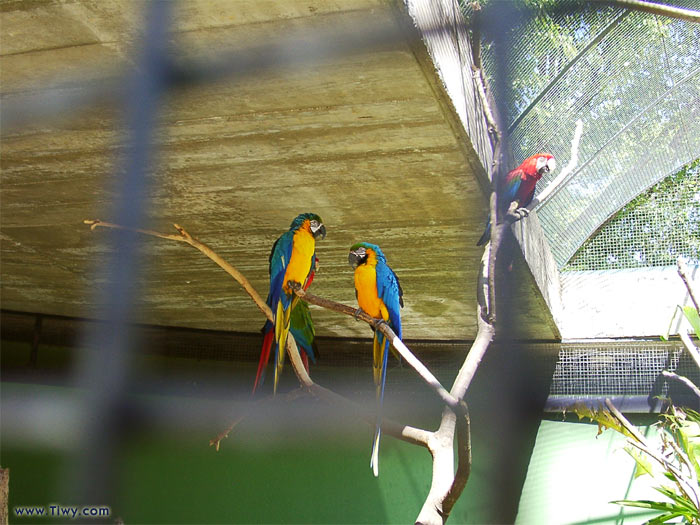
[{"left": 0, "top": 0, "right": 557, "bottom": 342}]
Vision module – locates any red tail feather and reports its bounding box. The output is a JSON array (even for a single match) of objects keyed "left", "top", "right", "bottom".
[
  {"left": 253, "top": 329, "right": 274, "bottom": 394},
  {"left": 303, "top": 259, "right": 317, "bottom": 290}
]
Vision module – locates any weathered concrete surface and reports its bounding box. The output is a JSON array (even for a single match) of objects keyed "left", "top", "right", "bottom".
[
  {"left": 511, "top": 213, "right": 563, "bottom": 338},
  {"left": 0, "top": 1, "right": 559, "bottom": 341}
]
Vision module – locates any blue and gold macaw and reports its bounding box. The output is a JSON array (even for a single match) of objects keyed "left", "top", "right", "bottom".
[
  {"left": 348, "top": 242, "right": 403, "bottom": 477},
  {"left": 253, "top": 257, "right": 319, "bottom": 394},
  {"left": 259, "top": 213, "right": 325, "bottom": 394}
]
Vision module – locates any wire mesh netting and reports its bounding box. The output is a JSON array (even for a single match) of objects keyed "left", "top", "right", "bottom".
[
  {"left": 549, "top": 341, "right": 699, "bottom": 398},
  {"left": 565, "top": 160, "right": 700, "bottom": 270},
  {"left": 466, "top": 1, "right": 700, "bottom": 268}
]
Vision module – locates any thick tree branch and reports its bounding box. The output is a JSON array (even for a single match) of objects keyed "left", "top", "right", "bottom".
[{"left": 291, "top": 285, "right": 466, "bottom": 415}]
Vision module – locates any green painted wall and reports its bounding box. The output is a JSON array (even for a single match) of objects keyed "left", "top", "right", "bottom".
[{"left": 517, "top": 419, "right": 663, "bottom": 525}]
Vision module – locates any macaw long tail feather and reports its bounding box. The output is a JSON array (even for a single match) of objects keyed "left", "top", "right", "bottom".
[
  {"left": 273, "top": 295, "right": 298, "bottom": 394},
  {"left": 476, "top": 218, "right": 491, "bottom": 246},
  {"left": 253, "top": 329, "right": 274, "bottom": 395},
  {"left": 301, "top": 352, "right": 310, "bottom": 374},
  {"left": 370, "top": 335, "right": 390, "bottom": 477}
]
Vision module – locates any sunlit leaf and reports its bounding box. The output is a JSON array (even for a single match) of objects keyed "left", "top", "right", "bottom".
[
  {"left": 571, "top": 402, "right": 631, "bottom": 437},
  {"left": 625, "top": 446, "right": 654, "bottom": 479},
  {"left": 612, "top": 499, "right": 682, "bottom": 512},
  {"left": 682, "top": 306, "right": 700, "bottom": 338},
  {"left": 647, "top": 511, "right": 685, "bottom": 524},
  {"left": 652, "top": 486, "right": 697, "bottom": 512}
]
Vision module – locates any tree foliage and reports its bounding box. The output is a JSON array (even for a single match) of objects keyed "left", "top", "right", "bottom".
[{"left": 566, "top": 159, "right": 700, "bottom": 270}]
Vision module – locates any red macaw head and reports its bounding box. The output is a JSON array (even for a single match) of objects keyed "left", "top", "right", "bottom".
[{"left": 521, "top": 153, "right": 556, "bottom": 180}]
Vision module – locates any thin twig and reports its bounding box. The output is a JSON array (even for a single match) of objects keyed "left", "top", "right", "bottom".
[
  {"left": 528, "top": 119, "right": 583, "bottom": 211},
  {"left": 590, "top": 0, "right": 700, "bottom": 23},
  {"left": 661, "top": 371, "right": 700, "bottom": 400},
  {"left": 678, "top": 259, "right": 699, "bottom": 312},
  {"left": 84, "top": 219, "right": 270, "bottom": 320},
  {"left": 208, "top": 388, "right": 308, "bottom": 451}
]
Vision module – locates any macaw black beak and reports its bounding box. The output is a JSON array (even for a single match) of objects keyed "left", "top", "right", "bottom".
[
  {"left": 313, "top": 224, "right": 326, "bottom": 241},
  {"left": 348, "top": 251, "right": 362, "bottom": 269}
]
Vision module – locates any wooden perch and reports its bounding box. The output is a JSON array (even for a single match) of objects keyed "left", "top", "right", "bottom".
[{"left": 290, "top": 284, "right": 467, "bottom": 415}]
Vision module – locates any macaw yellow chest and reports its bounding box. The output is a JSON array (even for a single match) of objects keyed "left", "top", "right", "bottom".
[
  {"left": 354, "top": 264, "right": 387, "bottom": 321},
  {"left": 282, "top": 228, "right": 315, "bottom": 293}
]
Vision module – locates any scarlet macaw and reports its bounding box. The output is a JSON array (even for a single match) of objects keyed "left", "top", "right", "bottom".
[
  {"left": 477, "top": 153, "right": 556, "bottom": 246},
  {"left": 260, "top": 213, "right": 325, "bottom": 394},
  {"left": 348, "top": 242, "right": 403, "bottom": 476},
  {"left": 253, "top": 257, "right": 319, "bottom": 394}
]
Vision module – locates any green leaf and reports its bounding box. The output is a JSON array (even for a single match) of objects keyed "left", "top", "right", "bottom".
[
  {"left": 652, "top": 486, "right": 697, "bottom": 512},
  {"left": 612, "top": 499, "right": 681, "bottom": 512},
  {"left": 661, "top": 306, "right": 682, "bottom": 341},
  {"left": 649, "top": 513, "right": 683, "bottom": 524},
  {"left": 571, "top": 403, "right": 629, "bottom": 437},
  {"left": 682, "top": 306, "right": 700, "bottom": 338},
  {"left": 625, "top": 446, "right": 655, "bottom": 479},
  {"left": 647, "top": 512, "right": 685, "bottom": 524}
]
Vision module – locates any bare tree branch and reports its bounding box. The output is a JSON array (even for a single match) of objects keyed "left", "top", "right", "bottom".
[
  {"left": 678, "top": 258, "right": 700, "bottom": 312},
  {"left": 679, "top": 331, "right": 700, "bottom": 371},
  {"left": 528, "top": 119, "right": 584, "bottom": 211},
  {"left": 661, "top": 371, "right": 700, "bottom": 400},
  {"left": 590, "top": 0, "right": 700, "bottom": 23},
  {"left": 291, "top": 286, "right": 466, "bottom": 415},
  {"left": 84, "top": 219, "right": 270, "bottom": 320}
]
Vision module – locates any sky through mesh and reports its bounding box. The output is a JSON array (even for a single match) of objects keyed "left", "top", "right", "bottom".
[{"left": 566, "top": 160, "right": 699, "bottom": 270}]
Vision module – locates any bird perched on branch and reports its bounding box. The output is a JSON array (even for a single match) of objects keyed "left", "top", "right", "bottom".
[
  {"left": 253, "top": 256, "right": 319, "bottom": 394},
  {"left": 257, "top": 213, "right": 326, "bottom": 394},
  {"left": 348, "top": 242, "right": 403, "bottom": 476},
  {"left": 477, "top": 153, "right": 556, "bottom": 246}
]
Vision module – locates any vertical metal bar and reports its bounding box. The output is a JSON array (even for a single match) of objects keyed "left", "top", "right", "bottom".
[{"left": 70, "top": 0, "right": 172, "bottom": 505}]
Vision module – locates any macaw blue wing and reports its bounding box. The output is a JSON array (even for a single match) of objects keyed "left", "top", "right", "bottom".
[
  {"left": 267, "top": 231, "right": 294, "bottom": 312},
  {"left": 370, "top": 259, "right": 403, "bottom": 476},
  {"left": 500, "top": 168, "right": 524, "bottom": 208},
  {"left": 267, "top": 230, "right": 296, "bottom": 393},
  {"left": 376, "top": 262, "right": 403, "bottom": 340}
]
